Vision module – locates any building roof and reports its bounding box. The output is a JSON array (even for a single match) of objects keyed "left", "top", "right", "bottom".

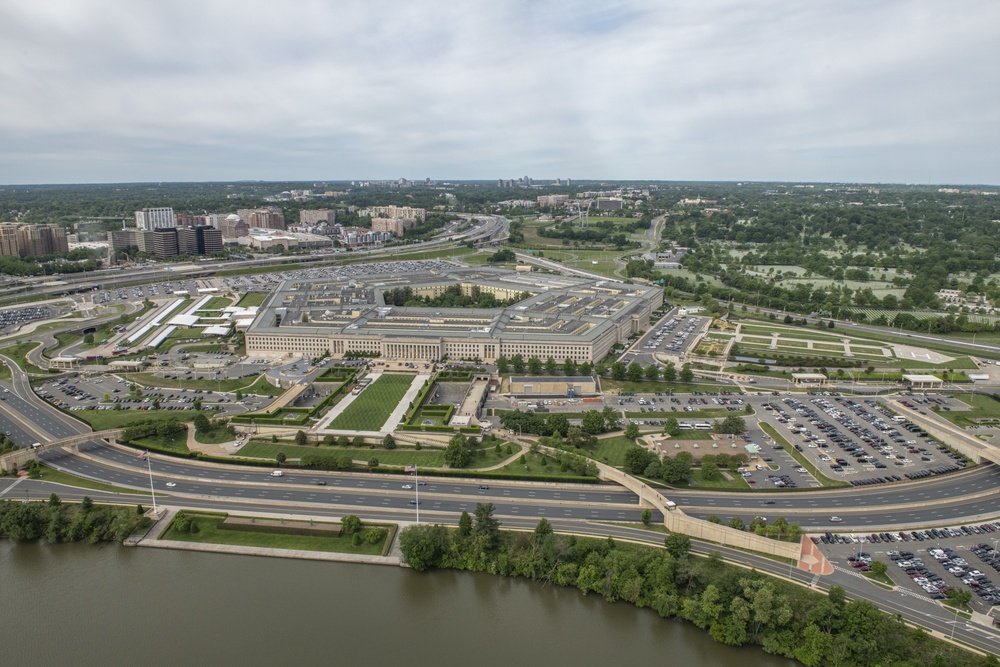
[
  {"left": 168, "top": 314, "right": 200, "bottom": 327},
  {"left": 902, "top": 374, "right": 942, "bottom": 382},
  {"left": 791, "top": 373, "right": 828, "bottom": 380},
  {"left": 510, "top": 376, "right": 596, "bottom": 383}
]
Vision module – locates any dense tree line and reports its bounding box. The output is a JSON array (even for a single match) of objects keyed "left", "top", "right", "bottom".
[
  {"left": 399, "top": 510, "right": 994, "bottom": 667},
  {"left": 0, "top": 496, "right": 148, "bottom": 543}
]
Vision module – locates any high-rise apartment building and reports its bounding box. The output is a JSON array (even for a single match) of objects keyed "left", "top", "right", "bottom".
[
  {"left": 367, "top": 205, "right": 425, "bottom": 223},
  {"left": 0, "top": 223, "right": 20, "bottom": 257},
  {"left": 237, "top": 207, "right": 286, "bottom": 230},
  {"left": 13, "top": 224, "right": 69, "bottom": 257},
  {"left": 299, "top": 209, "right": 337, "bottom": 225},
  {"left": 135, "top": 207, "right": 176, "bottom": 231}
]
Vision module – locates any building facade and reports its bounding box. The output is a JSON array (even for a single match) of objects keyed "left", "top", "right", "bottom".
[
  {"left": 135, "top": 207, "right": 176, "bottom": 231},
  {"left": 237, "top": 207, "right": 286, "bottom": 230},
  {"left": 245, "top": 265, "right": 662, "bottom": 363},
  {"left": 299, "top": 209, "right": 337, "bottom": 225}
]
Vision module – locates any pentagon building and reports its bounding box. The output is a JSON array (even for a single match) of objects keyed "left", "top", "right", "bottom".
[{"left": 246, "top": 264, "right": 662, "bottom": 363}]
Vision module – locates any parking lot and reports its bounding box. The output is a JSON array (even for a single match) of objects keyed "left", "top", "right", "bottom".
[
  {"left": 756, "top": 394, "right": 967, "bottom": 488},
  {"left": 822, "top": 522, "right": 1000, "bottom": 613},
  {"left": 33, "top": 375, "right": 260, "bottom": 416},
  {"left": 0, "top": 305, "right": 54, "bottom": 333}
]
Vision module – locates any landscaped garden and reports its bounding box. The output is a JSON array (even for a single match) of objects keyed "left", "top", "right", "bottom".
[{"left": 327, "top": 373, "right": 416, "bottom": 431}]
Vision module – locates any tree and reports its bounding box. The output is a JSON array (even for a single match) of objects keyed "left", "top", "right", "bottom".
[
  {"left": 701, "top": 461, "right": 720, "bottom": 480},
  {"left": 496, "top": 355, "right": 509, "bottom": 374},
  {"left": 870, "top": 560, "right": 888, "bottom": 578},
  {"left": 533, "top": 517, "right": 553, "bottom": 541},
  {"left": 627, "top": 362, "right": 644, "bottom": 383},
  {"left": 641, "top": 509, "right": 652, "bottom": 526},
  {"left": 81, "top": 496, "right": 93, "bottom": 512},
  {"left": 193, "top": 397, "right": 203, "bottom": 411},
  {"left": 624, "top": 447, "right": 656, "bottom": 475},
  {"left": 444, "top": 433, "right": 473, "bottom": 468},
  {"left": 511, "top": 354, "right": 525, "bottom": 374},
  {"left": 664, "top": 533, "right": 691, "bottom": 559},
  {"left": 275, "top": 452, "right": 287, "bottom": 465},
  {"left": 235, "top": 389, "right": 243, "bottom": 401},
  {"left": 458, "top": 510, "right": 473, "bottom": 537},
  {"left": 644, "top": 364, "right": 660, "bottom": 382},
  {"left": 665, "top": 417, "right": 680, "bottom": 436},
  {"left": 352, "top": 435, "right": 365, "bottom": 448},
  {"left": 528, "top": 356, "right": 542, "bottom": 375},
  {"left": 382, "top": 433, "right": 397, "bottom": 449},
  {"left": 341, "top": 514, "right": 361, "bottom": 534},
  {"left": 706, "top": 515, "right": 723, "bottom": 524},
  {"left": 563, "top": 358, "right": 577, "bottom": 376},
  {"left": 611, "top": 361, "right": 627, "bottom": 381},
  {"left": 368, "top": 458, "right": 379, "bottom": 468},
  {"left": 624, "top": 421, "right": 640, "bottom": 440},
  {"left": 679, "top": 365, "right": 694, "bottom": 383},
  {"left": 49, "top": 493, "right": 61, "bottom": 506},
  {"left": 714, "top": 415, "right": 747, "bottom": 435},
  {"left": 545, "top": 356, "right": 557, "bottom": 375},
  {"left": 193, "top": 413, "right": 211, "bottom": 433},
  {"left": 294, "top": 430, "right": 308, "bottom": 446},
  {"left": 399, "top": 524, "right": 449, "bottom": 571},
  {"left": 472, "top": 502, "right": 501, "bottom": 551},
  {"left": 581, "top": 410, "right": 607, "bottom": 435},
  {"left": 546, "top": 413, "right": 569, "bottom": 437},
  {"left": 83, "top": 333, "right": 95, "bottom": 345},
  {"left": 662, "top": 363, "right": 677, "bottom": 382}
]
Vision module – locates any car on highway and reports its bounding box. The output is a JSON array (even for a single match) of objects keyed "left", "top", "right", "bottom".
[
  {"left": 313, "top": 480, "right": 326, "bottom": 486},
  {"left": 763, "top": 500, "right": 775, "bottom": 505},
  {"left": 165, "top": 482, "right": 176, "bottom": 488},
  {"left": 402, "top": 484, "right": 413, "bottom": 490},
  {"left": 478, "top": 485, "right": 490, "bottom": 490},
  {"left": 830, "top": 516, "right": 843, "bottom": 522},
  {"left": 270, "top": 470, "right": 283, "bottom": 477},
  {"left": 408, "top": 500, "right": 420, "bottom": 505}
]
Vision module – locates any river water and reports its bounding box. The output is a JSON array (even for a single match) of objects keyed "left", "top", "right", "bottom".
[{"left": 1, "top": 541, "right": 797, "bottom": 667}]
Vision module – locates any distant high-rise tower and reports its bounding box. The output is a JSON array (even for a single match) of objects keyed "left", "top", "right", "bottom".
[{"left": 135, "top": 207, "right": 176, "bottom": 231}]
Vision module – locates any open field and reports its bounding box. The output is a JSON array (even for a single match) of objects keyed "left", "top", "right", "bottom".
[
  {"left": 327, "top": 373, "right": 415, "bottom": 431},
  {"left": 122, "top": 372, "right": 283, "bottom": 396},
  {"left": 738, "top": 325, "right": 847, "bottom": 342}
]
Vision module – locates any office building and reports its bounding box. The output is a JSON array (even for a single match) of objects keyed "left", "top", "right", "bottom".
[
  {"left": 237, "top": 207, "right": 286, "bottom": 230},
  {"left": 151, "top": 228, "right": 179, "bottom": 259},
  {"left": 299, "top": 209, "right": 336, "bottom": 225},
  {"left": 135, "top": 207, "right": 176, "bottom": 231}
]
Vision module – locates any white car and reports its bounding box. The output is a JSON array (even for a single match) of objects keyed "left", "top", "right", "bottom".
[
  {"left": 401, "top": 484, "right": 413, "bottom": 490},
  {"left": 830, "top": 516, "right": 843, "bottom": 523},
  {"left": 165, "top": 482, "right": 177, "bottom": 488}
]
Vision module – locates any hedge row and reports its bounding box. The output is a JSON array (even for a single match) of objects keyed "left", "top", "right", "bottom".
[{"left": 217, "top": 520, "right": 343, "bottom": 538}]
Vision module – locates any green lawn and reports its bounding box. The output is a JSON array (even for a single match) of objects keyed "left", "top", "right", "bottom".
[
  {"left": 235, "top": 292, "right": 270, "bottom": 307},
  {"left": 496, "top": 450, "right": 601, "bottom": 479},
  {"left": 0, "top": 341, "right": 48, "bottom": 374},
  {"left": 134, "top": 431, "right": 191, "bottom": 454},
  {"left": 327, "top": 374, "right": 416, "bottom": 431},
  {"left": 584, "top": 435, "right": 638, "bottom": 467},
  {"left": 162, "top": 511, "right": 393, "bottom": 555},
  {"left": 194, "top": 427, "right": 234, "bottom": 445},
  {"left": 71, "top": 409, "right": 205, "bottom": 430},
  {"left": 938, "top": 394, "right": 1000, "bottom": 426},
  {"left": 738, "top": 325, "right": 847, "bottom": 342},
  {"left": 197, "top": 296, "right": 234, "bottom": 312}
]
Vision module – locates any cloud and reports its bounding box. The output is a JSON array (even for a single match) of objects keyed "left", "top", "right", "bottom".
[{"left": 0, "top": 0, "right": 997, "bottom": 184}]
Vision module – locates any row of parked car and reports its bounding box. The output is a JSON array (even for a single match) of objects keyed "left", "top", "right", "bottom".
[{"left": 928, "top": 546, "right": 1000, "bottom": 606}]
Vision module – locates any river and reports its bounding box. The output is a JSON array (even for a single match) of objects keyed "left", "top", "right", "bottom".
[{"left": 1, "top": 541, "right": 797, "bottom": 667}]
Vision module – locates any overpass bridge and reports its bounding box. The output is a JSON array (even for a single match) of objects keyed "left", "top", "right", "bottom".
[{"left": 0, "top": 429, "right": 122, "bottom": 471}]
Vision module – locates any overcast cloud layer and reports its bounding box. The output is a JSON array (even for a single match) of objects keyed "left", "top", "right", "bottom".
[{"left": 1, "top": 1, "right": 998, "bottom": 185}]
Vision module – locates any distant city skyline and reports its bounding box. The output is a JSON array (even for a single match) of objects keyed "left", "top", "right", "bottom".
[{"left": 1, "top": 1, "right": 998, "bottom": 186}]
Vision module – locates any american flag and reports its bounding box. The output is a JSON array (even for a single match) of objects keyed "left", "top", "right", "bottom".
[
  {"left": 137, "top": 451, "right": 148, "bottom": 460},
  {"left": 404, "top": 465, "right": 416, "bottom": 473}
]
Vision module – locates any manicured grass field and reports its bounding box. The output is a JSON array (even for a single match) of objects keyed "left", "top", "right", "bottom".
[
  {"left": 327, "top": 373, "right": 416, "bottom": 431},
  {"left": 162, "top": 511, "right": 393, "bottom": 555},
  {"left": 739, "top": 325, "right": 847, "bottom": 342},
  {"left": 587, "top": 435, "right": 638, "bottom": 467},
  {"left": 235, "top": 292, "right": 269, "bottom": 307},
  {"left": 0, "top": 341, "right": 47, "bottom": 374}
]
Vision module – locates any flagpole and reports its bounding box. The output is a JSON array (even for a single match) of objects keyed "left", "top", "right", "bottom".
[
  {"left": 145, "top": 451, "right": 157, "bottom": 513},
  {"left": 415, "top": 466, "right": 419, "bottom": 524}
]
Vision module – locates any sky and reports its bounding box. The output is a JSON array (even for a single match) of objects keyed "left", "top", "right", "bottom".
[{"left": 1, "top": 1, "right": 998, "bottom": 185}]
